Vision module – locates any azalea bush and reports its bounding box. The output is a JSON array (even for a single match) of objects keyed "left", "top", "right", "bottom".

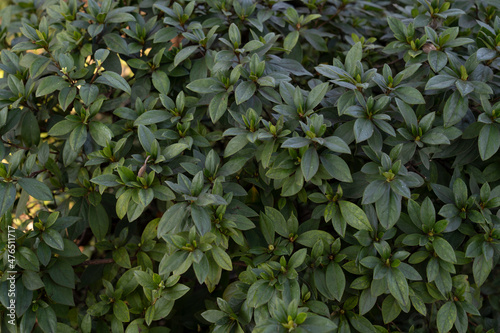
[{"left": 0, "top": 0, "right": 500, "bottom": 332}]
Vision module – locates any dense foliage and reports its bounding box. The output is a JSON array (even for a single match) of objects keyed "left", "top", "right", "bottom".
[{"left": 0, "top": 0, "right": 500, "bottom": 332}]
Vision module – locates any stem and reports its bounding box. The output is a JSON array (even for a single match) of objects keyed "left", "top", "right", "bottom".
[
  {"left": 1, "top": 138, "right": 30, "bottom": 150},
  {"left": 76, "top": 256, "right": 137, "bottom": 266},
  {"left": 374, "top": 57, "right": 402, "bottom": 69},
  {"left": 89, "top": 64, "right": 102, "bottom": 84},
  {"left": 29, "top": 169, "right": 48, "bottom": 178},
  {"left": 316, "top": 3, "right": 346, "bottom": 29}
]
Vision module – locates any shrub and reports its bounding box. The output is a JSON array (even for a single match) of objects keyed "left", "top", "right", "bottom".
[{"left": 0, "top": 0, "right": 500, "bottom": 332}]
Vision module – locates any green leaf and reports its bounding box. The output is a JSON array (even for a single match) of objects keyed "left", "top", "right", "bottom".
[
  {"left": 157, "top": 203, "right": 188, "bottom": 238},
  {"left": 159, "top": 251, "right": 189, "bottom": 276},
  {"left": 94, "top": 49, "right": 110, "bottom": 62},
  {"left": 338, "top": 200, "right": 372, "bottom": 231},
  {"left": 193, "top": 255, "right": 209, "bottom": 284},
  {"left": 306, "top": 82, "right": 329, "bottom": 110},
  {"left": 478, "top": 124, "right": 500, "bottom": 161},
  {"left": 16, "top": 246, "right": 40, "bottom": 271},
  {"left": 443, "top": 91, "right": 468, "bottom": 127},
  {"left": 297, "top": 230, "right": 335, "bottom": 248},
  {"left": 47, "top": 259, "right": 75, "bottom": 288},
  {"left": 96, "top": 71, "right": 131, "bottom": 94},
  {"left": 89, "top": 122, "right": 113, "bottom": 147},
  {"left": 387, "top": 268, "right": 409, "bottom": 308},
  {"left": 261, "top": 139, "right": 275, "bottom": 169},
  {"left": 211, "top": 246, "right": 232, "bottom": 271},
  {"left": 58, "top": 87, "right": 77, "bottom": 111},
  {"left": 69, "top": 124, "right": 87, "bottom": 151},
  {"left": 322, "top": 136, "right": 351, "bottom": 154},
  {"left": 264, "top": 207, "right": 288, "bottom": 238},
  {"left": 282, "top": 137, "right": 311, "bottom": 149},
  {"left": 326, "top": 262, "right": 345, "bottom": 301},
  {"left": 22, "top": 270, "right": 45, "bottom": 290},
  {"left": 174, "top": 45, "right": 198, "bottom": 67},
  {"left": 302, "top": 30, "right": 328, "bottom": 52},
  {"left": 138, "top": 124, "right": 156, "bottom": 153},
  {"left": 116, "top": 269, "right": 140, "bottom": 296},
  {"left": 29, "top": 56, "right": 51, "bottom": 79},
  {"left": 395, "top": 98, "right": 418, "bottom": 128},
  {"left": 17, "top": 178, "right": 53, "bottom": 201},
  {"left": 428, "top": 51, "right": 448, "bottom": 72},
  {"left": 433, "top": 237, "right": 457, "bottom": 263},
  {"left": 134, "top": 110, "right": 170, "bottom": 126},
  {"left": 453, "top": 178, "right": 467, "bottom": 207},
  {"left": 301, "top": 147, "right": 319, "bottom": 182},
  {"left": 134, "top": 271, "right": 156, "bottom": 289},
  {"left": 359, "top": 289, "right": 377, "bottom": 315},
  {"left": 284, "top": 30, "right": 300, "bottom": 51},
  {"left": 382, "top": 295, "right": 401, "bottom": 324},
  {"left": 224, "top": 135, "right": 248, "bottom": 157},
  {"left": 152, "top": 71, "right": 170, "bottom": 95},
  {"left": 164, "top": 143, "right": 189, "bottom": 159},
  {"left": 138, "top": 188, "right": 154, "bottom": 207},
  {"left": 235, "top": 81, "right": 256, "bottom": 105},
  {"left": 375, "top": 189, "right": 400, "bottom": 229},
  {"left": 345, "top": 42, "right": 362, "bottom": 74},
  {"left": 55, "top": 323, "right": 78, "bottom": 333},
  {"left": 410, "top": 294, "right": 427, "bottom": 316},
  {"left": 48, "top": 120, "right": 79, "bottom": 136},
  {"left": 282, "top": 169, "right": 304, "bottom": 196},
  {"left": 0, "top": 182, "right": 16, "bottom": 217},
  {"left": 88, "top": 204, "right": 109, "bottom": 241},
  {"left": 455, "top": 80, "right": 474, "bottom": 97},
  {"left": 80, "top": 84, "right": 99, "bottom": 105},
  {"left": 113, "top": 247, "right": 132, "bottom": 268},
  {"left": 43, "top": 229, "right": 64, "bottom": 251},
  {"left": 473, "top": 254, "right": 492, "bottom": 286},
  {"left": 394, "top": 86, "right": 425, "bottom": 104},
  {"left": 91, "top": 174, "right": 121, "bottom": 187},
  {"left": 387, "top": 17, "right": 406, "bottom": 41},
  {"left": 103, "top": 33, "right": 129, "bottom": 55},
  {"left": 113, "top": 300, "right": 130, "bottom": 322},
  {"left": 247, "top": 280, "right": 274, "bottom": 308},
  {"left": 21, "top": 111, "right": 40, "bottom": 147},
  {"left": 346, "top": 312, "right": 377, "bottom": 333},
  {"left": 419, "top": 197, "right": 436, "bottom": 228},
  {"left": 437, "top": 302, "right": 457, "bottom": 333},
  {"left": 425, "top": 75, "right": 457, "bottom": 90},
  {"left": 154, "top": 27, "right": 178, "bottom": 43},
  {"left": 300, "top": 315, "right": 338, "bottom": 332},
  {"left": 201, "top": 310, "right": 226, "bottom": 323},
  {"left": 209, "top": 92, "right": 229, "bottom": 123},
  {"left": 218, "top": 157, "right": 248, "bottom": 176},
  {"left": 187, "top": 78, "right": 225, "bottom": 94},
  {"left": 362, "top": 180, "right": 388, "bottom": 204},
  {"left": 37, "top": 306, "right": 57, "bottom": 333},
  {"left": 191, "top": 204, "right": 211, "bottom": 235},
  {"left": 354, "top": 118, "right": 374, "bottom": 142},
  {"left": 320, "top": 154, "right": 352, "bottom": 182},
  {"left": 288, "top": 248, "right": 307, "bottom": 269},
  {"left": 36, "top": 76, "right": 69, "bottom": 97}
]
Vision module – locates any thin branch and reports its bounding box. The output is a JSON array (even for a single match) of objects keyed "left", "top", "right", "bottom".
[
  {"left": 315, "top": 3, "right": 346, "bottom": 29},
  {"left": 1, "top": 138, "right": 30, "bottom": 150},
  {"left": 76, "top": 256, "right": 137, "bottom": 266},
  {"left": 29, "top": 169, "right": 48, "bottom": 178},
  {"left": 374, "top": 57, "right": 403, "bottom": 68},
  {"left": 408, "top": 163, "right": 426, "bottom": 180}
]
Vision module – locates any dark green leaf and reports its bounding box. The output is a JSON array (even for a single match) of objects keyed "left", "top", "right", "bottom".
[
  {"left": 96, "top": 71, "right": 131, "bottom": 94},
  {"left": 18, "top": 178, "right": 53, "bottom": 201},
  {"left": 88, "top": 204, "right": 109, "bottom": 241},
  {"left": 437, "top": 302, "right": 457, "bottom": 333}
]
